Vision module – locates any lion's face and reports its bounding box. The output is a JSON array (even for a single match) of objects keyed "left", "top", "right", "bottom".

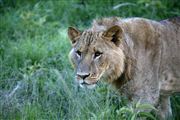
[
  {"left": 68, "top": 26, "right": 125, "bottom": 88},
  {"left": 69, "top": 32, "right": 109, "bottom": 89}
]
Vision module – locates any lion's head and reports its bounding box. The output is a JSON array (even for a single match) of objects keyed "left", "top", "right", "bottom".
[{"left": 68, "top": 24, "right": 127, "bottom": 89}]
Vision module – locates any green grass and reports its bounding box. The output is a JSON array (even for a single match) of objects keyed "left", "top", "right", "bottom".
[{"left": 0, "top": 0, "right": 180, "bottom": 120}]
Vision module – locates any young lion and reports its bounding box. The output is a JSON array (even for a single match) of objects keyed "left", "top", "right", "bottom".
[{"left": 67, "top": 17, "right": 180, "bottom": 119}]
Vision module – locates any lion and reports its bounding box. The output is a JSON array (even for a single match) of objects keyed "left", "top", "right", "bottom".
[{"left": 67, "top": 17, "right": 180, "bottom": 119}]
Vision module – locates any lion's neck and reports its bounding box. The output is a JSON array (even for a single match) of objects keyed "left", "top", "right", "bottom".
[{"left": 110, "top": 18, "right": 163, "bottom": 93}]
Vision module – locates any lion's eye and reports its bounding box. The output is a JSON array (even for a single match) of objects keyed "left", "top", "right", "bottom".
[
  {"left": 76, "top": 50, "right": 81, "bottom": 57},
  {"left": 94, "top": 51, "right": 102, "bottom": 59}
]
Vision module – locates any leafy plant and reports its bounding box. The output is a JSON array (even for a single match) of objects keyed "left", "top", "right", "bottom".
[{"left": 117, "top": 100, "right": 157, "bottom": 120}]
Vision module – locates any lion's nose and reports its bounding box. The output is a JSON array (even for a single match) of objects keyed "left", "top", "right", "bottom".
[{"left": 77, "top": 73, "right": 90, "bottom": 80}]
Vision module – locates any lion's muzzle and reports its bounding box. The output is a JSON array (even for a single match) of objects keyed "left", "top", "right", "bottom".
[{"left": 76, "top": 72, "right": 99, "bottom": 89}]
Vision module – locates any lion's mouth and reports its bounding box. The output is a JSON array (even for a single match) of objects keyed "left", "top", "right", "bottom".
[
  {"left": 79, "top": 81, "right": 98, "bottom": 89},
  {"left": 81, "top": 81, "right": 91, "bottom": 85},
  {"left": 76, "top": 74, "right": 101, "bottom": 89}
]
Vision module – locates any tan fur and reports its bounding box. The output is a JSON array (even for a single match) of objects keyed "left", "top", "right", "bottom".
[{"left": 68, "top": 17, "right": 180, "bottom": 119}]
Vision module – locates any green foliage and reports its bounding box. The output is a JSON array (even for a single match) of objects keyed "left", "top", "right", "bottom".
[
  {"left": 117, "top": 100, "right": 157, "bottom": 120},
  {"left": 0, "top": 0, "right": 180, "bottom": 120}
]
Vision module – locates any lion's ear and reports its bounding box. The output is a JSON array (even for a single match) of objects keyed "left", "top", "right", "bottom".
[
  {"left": 68, "top": 27, "right": 81, "bottom": 44},
  {"left": 103, "top": 25, "right": 123, "bottom": 46}
]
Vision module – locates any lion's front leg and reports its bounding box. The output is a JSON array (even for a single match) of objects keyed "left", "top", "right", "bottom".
[{"left": 157, "top": 94, "right": 172, "bottom": 120}]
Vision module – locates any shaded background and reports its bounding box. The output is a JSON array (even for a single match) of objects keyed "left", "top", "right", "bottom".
[{"left": 0, "top": 0, "right": 180, "bottom": 120}]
